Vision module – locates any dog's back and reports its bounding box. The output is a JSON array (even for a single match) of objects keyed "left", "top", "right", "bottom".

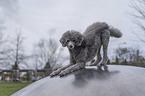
[
  {"left": 83, "top": 22, "right": 122, "bottom": 45},
  {"left": 84, "top": 22, "right": 122, "bottom": 38},
  {"left": 83, "top": 22, "right": 109, "bottom": 46},
  {"left": 83, "top": 22, "right": 109, "bottom": 35}
]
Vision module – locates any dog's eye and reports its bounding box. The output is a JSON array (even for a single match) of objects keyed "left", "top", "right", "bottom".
[
  {"left": 73, "top": 40, "right": 75, "bottom": 42},
  {"left": 73, "top": 40, "right": 77, "bottom": 43},
  {"left": 66, "top": 40, "right": 69, "bottom": 42}
]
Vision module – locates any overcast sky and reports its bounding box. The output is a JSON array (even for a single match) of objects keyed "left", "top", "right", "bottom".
[{"left": 0, "top": 0, "right": 144, "bottom": 59}]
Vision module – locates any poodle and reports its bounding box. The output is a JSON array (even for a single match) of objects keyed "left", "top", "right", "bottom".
[{"left": 50, "top": 22, "right": 122, "bottom": 77}]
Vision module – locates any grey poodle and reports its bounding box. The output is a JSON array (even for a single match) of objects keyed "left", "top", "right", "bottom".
[{"left": 50, "top": 22, "right": 122, "bottom": 77}]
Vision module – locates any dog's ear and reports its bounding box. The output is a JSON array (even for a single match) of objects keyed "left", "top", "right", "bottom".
[
  {"left": 60, "top": 31, "right": 71, "bottom": 47},
  {"left": 60, "top": 37, "right": 67, "bottom": 47},
  {"left": 76, "top": 33, "right": 84, "bottom": 46},
  {"left": 78, "top": 36, "right": 84, "bottom": 46}
]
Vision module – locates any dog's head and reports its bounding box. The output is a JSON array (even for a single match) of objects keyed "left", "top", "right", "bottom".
[{"left": 60, "top": 30, "right": 84, "bottom": 49}]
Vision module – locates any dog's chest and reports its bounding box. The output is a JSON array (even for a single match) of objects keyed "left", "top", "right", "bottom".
[
  {"left": 69, "top": 47, "right": 86, "bottom": 61},
  {"left": 72, "top": 49, "right": 81, "bottom": 58}
]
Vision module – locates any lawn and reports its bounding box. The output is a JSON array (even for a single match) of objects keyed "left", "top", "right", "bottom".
[{"left": 0, "top": 82, "right": 31, "bottom": 96}]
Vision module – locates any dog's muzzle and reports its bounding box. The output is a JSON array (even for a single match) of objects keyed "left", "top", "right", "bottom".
[{"left": 68, "top": 41, "right": 74, "bottom": 49}]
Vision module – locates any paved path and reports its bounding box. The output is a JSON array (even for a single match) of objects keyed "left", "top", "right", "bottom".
[{"left": 11, "top": 65, "right": 145, "bottom": 96}]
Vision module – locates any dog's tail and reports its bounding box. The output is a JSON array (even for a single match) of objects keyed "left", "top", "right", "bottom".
[{"left": 109, "top": 27, "right": 122, "bottom": 38}]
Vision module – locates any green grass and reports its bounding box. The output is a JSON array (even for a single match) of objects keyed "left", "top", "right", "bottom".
[{"left": 0, "top": 82, "right": 31, "bottom": 96}]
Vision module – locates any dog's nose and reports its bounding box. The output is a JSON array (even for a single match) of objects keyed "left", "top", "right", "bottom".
[
  {"left": 68, "top": 42, "right": 74, "bottom": 49},
  {"left": 69, "top": 44, "right": 74, "bottom": 49},
  {"left": 69, "top": 45, "right": 73, "bottom": 48}
]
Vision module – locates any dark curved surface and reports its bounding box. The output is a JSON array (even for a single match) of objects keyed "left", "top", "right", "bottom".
[{"left": 11, "top": 65, "right": 145, "bottom": 96}]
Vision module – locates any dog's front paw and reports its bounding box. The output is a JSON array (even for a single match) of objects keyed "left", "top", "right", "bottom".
[
  {"left": 59, "top": 71, "right": 68, "bottom": 77},
  {"left": 50, "top": 70, "right": 61, "bottom": 78}
]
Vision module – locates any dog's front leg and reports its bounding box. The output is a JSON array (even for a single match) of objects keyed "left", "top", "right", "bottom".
[
  {"left": 50, "top": 65, "right": 72, "bottom": 77},
  {"left": 59, "top": 63, "right": 85, "bottom": 77},
  {"left": 59, "top": 47, "right": 86, "bottom": 77},
  {"left": 50, "top": 53, "right": 76, "bottom": 77}
]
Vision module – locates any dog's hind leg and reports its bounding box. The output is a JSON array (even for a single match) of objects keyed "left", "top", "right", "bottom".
[
  {"left": 101, "top": 30, "right": 110, "bottom": 71},
  {"left": 91, "top": 46, "right": 103, "bottom": 71},
  {"left": 92, "top": 34, "right": 103, "bottom": 71},
  {"left": 96, "top": 46, "right": 103, "bottom": 71},
  {"left": 96, "top": 46, "right": 102, "bottom": 65},
  {"left": 91, "top": 46, "right": 102, "bottom": 66}
]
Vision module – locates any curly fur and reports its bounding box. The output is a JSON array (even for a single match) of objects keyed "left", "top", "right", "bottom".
[{"left": 50, "top": 22, "right": 122, "bottom": 77}]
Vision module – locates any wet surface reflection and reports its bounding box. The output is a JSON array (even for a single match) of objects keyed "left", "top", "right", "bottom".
[{"left": 72, "top": 68, "right": 120, "bottom": 88}]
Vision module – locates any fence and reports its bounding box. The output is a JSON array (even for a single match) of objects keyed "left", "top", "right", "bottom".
[{"left": 0, "top": 69, "right": 52, "bottom": 82}]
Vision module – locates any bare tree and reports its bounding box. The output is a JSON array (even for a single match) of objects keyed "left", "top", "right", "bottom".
[
  {"left": 0, "top": 32, "right": 5, "bottom": 64},
  {"left": 0, "top": 20, "right": 9, "bottom": 67},
  {"left": 33, "top": 38, "right": 64, "bottom": 70},
  {"left": 5, "top": 31, "right": 27, "bottom": 70},
  {"left": 129, "top": 0, "right": 145, "bottom": 43},
  {"left": 115, "top": 47, "right": 144, "bottom": 66},
  {"left": 0, "top": 32, "right": 10, "bottom": 67},
  {"left": 115, "top": 47, "right": 130, "bottom": 63}
]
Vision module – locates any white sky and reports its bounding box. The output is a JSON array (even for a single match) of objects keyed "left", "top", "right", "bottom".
[{"left": 0, "top": 0, "right": 145, "bottom": 60}]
